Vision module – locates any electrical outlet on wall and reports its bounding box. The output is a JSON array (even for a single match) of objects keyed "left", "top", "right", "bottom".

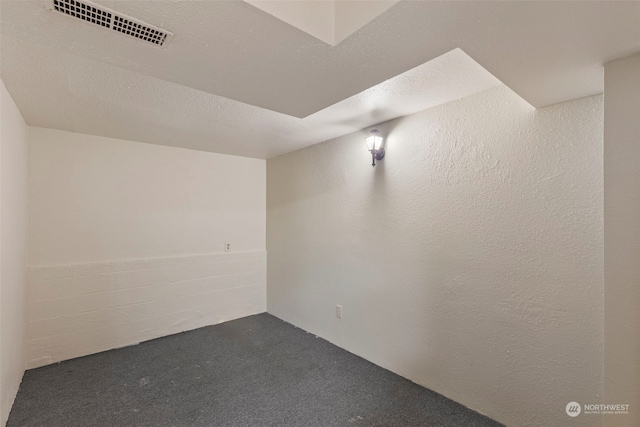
[
  {"left": 336, "top": 305, "right": 343, "bottom": 319},
  {"left": 225, "top": 242, "right": 231, "bottom": 252}
]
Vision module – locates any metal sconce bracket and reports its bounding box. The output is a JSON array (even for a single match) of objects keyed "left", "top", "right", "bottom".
[
  {"left": 366, "top": 129, "right": 385, "bottom": 167},
  {"left": 371, "top": 147, "right": 385, "bottom": 167}
]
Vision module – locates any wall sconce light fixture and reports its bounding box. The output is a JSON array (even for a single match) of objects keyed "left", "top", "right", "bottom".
[{"left": 366, "top": 129, "right": 385, "bottom": 167}]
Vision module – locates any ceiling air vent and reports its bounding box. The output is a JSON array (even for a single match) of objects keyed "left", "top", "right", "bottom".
[{"left": 45, "top": 0, "right": 174, "bottom": 48}]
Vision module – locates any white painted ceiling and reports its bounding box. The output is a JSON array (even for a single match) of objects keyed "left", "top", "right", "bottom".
[
  {"left": 1, "top": 0, "right": 639, "bottom": 159},
  {"left": 244, "top": 0, "right": 400, "bottom": 46}
]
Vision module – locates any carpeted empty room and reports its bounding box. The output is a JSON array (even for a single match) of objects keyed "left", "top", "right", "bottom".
[
  {"left": 0, "top": 1, "right": 639, "bottom": 427},
  {"left": 7, "top": 314, "right": 500, "bottom": 427}
]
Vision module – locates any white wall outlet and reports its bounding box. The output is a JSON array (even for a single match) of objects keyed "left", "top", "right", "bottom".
[
  {"left": 336, "top": 305, "right": 343, "bottom": 319},
  {"left": 225, "top": 242, "right": 231, "bottom": 252}
]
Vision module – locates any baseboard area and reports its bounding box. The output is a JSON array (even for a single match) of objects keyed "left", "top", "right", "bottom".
[{"left": 26, "top": 250, "right": 266, "bottom": 368}]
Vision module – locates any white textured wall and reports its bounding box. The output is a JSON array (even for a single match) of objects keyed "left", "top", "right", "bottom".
[
  {"left": 604, "top": 53, "right": 640, "bottom": 427},
  {"left": 29, "top": 128, "right": 265, "bottom": 265},
  {"left": 28, "top": 129, "right": 266, "bottom": 367},
  {"left": 0, "top": 80, "right": 29, "bottom": 425},
  {"left": 26, "top": 251, "right": 266, "bottom": 368},
  {"left": 267, "top": 86, "right": 604, "bottom": 427}
]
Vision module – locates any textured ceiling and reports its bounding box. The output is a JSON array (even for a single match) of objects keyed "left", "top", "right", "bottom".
[
  {"left": 0, "top": 37, "right": 500, "bottom": 159},
  {"left": 0, "top": 0, "right": 639, "bottom": 158},
  {"left": 243, "top": 0, "right": 399, "bottom": 46}
]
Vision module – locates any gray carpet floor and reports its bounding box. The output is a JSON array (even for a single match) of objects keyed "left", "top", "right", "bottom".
[{"left": 8, "top": 313, "right": 502, "bottom": 427}]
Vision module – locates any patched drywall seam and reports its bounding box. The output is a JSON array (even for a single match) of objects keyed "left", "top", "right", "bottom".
[{"left": 267, "top": 86, "right": 604, "bottom": 427}]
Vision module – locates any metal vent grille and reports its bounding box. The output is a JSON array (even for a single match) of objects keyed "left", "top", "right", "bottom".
[{"left": 45, "top": 0, "right": 173, "bottom": 48}]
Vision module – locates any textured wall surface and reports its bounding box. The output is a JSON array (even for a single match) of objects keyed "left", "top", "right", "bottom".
[
  {"left": 267, "top": 86, "right": 604, "bottom": 427},
  {"left": 29, "top": 128, "right": 265, "bottom": 265},
  {"left": 604, "top": 53, "right": 640, "bottom": 427},
  {"left": 0, "top": 80, "right": 29, "bottom": 425},
  {"left": 27, "top": 128, "right": 267, "bottom": 368},
  {"left": 26, "top": 251, "right": 266, "bottom": 368}
]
